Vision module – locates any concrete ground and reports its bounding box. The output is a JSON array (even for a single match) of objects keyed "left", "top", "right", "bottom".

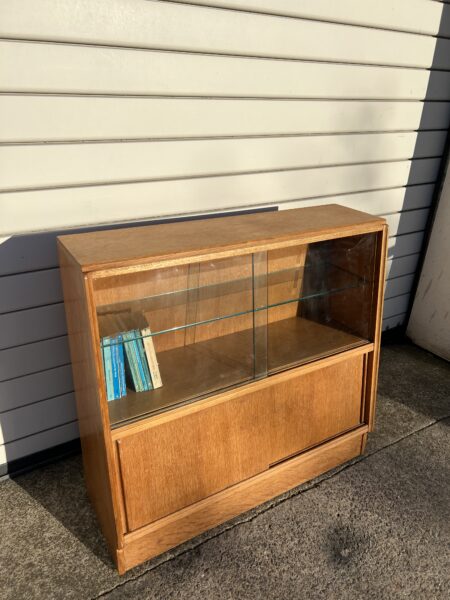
[{"left": 0, "top": 341, "right": 449, "bottom": 600}]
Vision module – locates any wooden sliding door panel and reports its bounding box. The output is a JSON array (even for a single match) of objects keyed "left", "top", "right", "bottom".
[
  {"left": 116, "top": 392, "right": 271, "bottom": 531},
  {"left": 117, "top": 352, "right": 366, "bottom": 532},
  {"left": 268, "top": 354, "right": 364, "bottom": 465}
]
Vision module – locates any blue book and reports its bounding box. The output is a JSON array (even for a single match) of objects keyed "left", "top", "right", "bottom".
[
  {"left": 116, "top": 334, "right": 127, "bottom": 398},
  {"left": 111, "top": 337, "right": 120, "bottom": 400},
  {"left": 101, "top": 336, "right": 115, "bottom": 401},
  {"left": 112, "top": 334, "right": 127, "bottom": 399}
]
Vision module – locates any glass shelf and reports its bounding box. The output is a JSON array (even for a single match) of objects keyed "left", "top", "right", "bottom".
[
  {"left": 97, "top": 262, "right": 361, "bottom": 311},
  {"left": 98, "top": 263, "right": 367, "bottom": 345}
]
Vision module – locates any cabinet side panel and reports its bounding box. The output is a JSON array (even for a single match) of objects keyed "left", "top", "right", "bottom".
[
  {"left": 57, "top": 243, "right": 120, "bottom": 554},
  {"left": 364, "top": 225, "right": 389, "bottom": 430}
]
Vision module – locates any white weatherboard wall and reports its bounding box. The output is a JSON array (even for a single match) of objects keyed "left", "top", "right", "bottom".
[
  {"left": 407, "top": 158, "right": 450, "bottom": 360},
  {"left": 1, "top": 0, "right": 450, "bottom": 470}
]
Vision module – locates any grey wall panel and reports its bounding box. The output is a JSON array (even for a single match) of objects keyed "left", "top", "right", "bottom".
[
  {"left": 385, "top": 254, "right": 420, "bottom": 280},
  {"left": 383, "top": 314, "right": 407, "bottom": 332},
  {"left": 0, "top": 269, "right": 61, "bottom": 313},
  {"left": 0, "top": 365, "right": 73, "bottom": 413},
  {"left": 0, "top": 233, "right": 63, "bottom": 276},
  {"left": 0, "top": 421, "right": 79, "bottom": 464},
  {"left": 384, "top": 274, "right": 416, "bottom": 300},
  {"left": 384, "top": 209, "right": 429, "bottom": 237},
  {"left": 387, "top": 232, "right": 425, "bottom": 259},
  {"left": 0, "top": 392, "right": 77, "bottom": 445},
  {"left": 0, "top": 337, "right": 70, "bottom": 381},
  {"left": 383, "top": 294, "right": 411, "bottom": 320},
  {"left": 0, "top": 304, "right": 66, "bottom": 350}
]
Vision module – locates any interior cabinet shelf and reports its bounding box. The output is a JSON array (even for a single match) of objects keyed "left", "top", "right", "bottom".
[
  {"left": 58, "top": 204, "right": 387, "bottom": 574},
  {"left": 107, "top": 316, "right": 370, "bottom": 427}
]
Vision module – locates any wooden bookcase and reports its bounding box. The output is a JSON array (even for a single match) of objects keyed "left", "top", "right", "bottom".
[{"left": 58, "top": 205, "right": 387, "bottom": 574}]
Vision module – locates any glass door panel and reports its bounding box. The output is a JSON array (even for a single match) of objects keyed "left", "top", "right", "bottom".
[
  {"left": 94, "top": 253, "right": 267, "bottom": 427},
  {"left": 266, "top": 233, "right": 377, "bottom": 373}
]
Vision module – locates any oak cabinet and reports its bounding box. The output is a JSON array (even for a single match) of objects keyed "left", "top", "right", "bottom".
[{"left": 58, "top": 205, "right": 387, "bottom": 573}]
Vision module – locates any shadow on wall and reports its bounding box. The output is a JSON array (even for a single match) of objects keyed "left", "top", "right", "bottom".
[
  {"left": 387, "top": 3, "right": 450, "bottom": 331},
  {"left": 0, "top": 207, "right": 276, "bottom": 476}
]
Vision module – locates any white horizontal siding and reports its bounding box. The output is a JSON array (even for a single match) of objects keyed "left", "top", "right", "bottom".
[
  {"left": 168, "top": 0, "right": 450, "bottom": 37},
  {"left": 2, "top": 41, "right": 450, "bottom": 99},
  {"left": 0, "top": 159, "right": 441, "bottom": 235},
  {"left": 2, "top": 97, "right": 449, "bottom": 143},
  {"left": 1, "top": 0, "right": 449, "bottom": 68},
  {"left": 1, "top": 0, "right": 449, "bottom": 469},
  {"left": 1, "top": 132, "right": 445, "bottom": 192}
]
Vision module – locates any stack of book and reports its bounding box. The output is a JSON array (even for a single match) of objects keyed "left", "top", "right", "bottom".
[{"left": 101, "top": 326, "right": 162, "bottom": 401}]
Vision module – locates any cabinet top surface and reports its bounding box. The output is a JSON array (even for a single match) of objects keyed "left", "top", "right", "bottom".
[{"left": 58, "top": 204, "right": 385, "bottom": 273}]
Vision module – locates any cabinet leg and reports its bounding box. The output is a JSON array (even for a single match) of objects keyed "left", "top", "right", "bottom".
[{"left": 360, "top": 433, "right": 368, "bottom": 454}]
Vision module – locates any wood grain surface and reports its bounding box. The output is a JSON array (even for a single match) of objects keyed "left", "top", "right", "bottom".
[{"left": 58, "top": 204, "right": 384, "bottom": 273}]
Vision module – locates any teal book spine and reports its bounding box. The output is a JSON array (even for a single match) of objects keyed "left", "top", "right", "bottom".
[
  {"left": 116, "top": 334, "right": 127, "bottom": 398},
  {"left": 111, "top": 337, "right": 120, "bottom": 400},
  {"left": 102, "top": 336, "right": 115, "bottom": 401}
]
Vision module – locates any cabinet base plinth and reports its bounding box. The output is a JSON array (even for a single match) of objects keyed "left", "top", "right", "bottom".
[{"left": 115, "top": 426, "right": 366, "bottom": 574}]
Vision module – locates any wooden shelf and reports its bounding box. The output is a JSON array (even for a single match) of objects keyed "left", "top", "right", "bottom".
[{"left": 109, "top": 316, "right": 368, "bottom": 427}]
